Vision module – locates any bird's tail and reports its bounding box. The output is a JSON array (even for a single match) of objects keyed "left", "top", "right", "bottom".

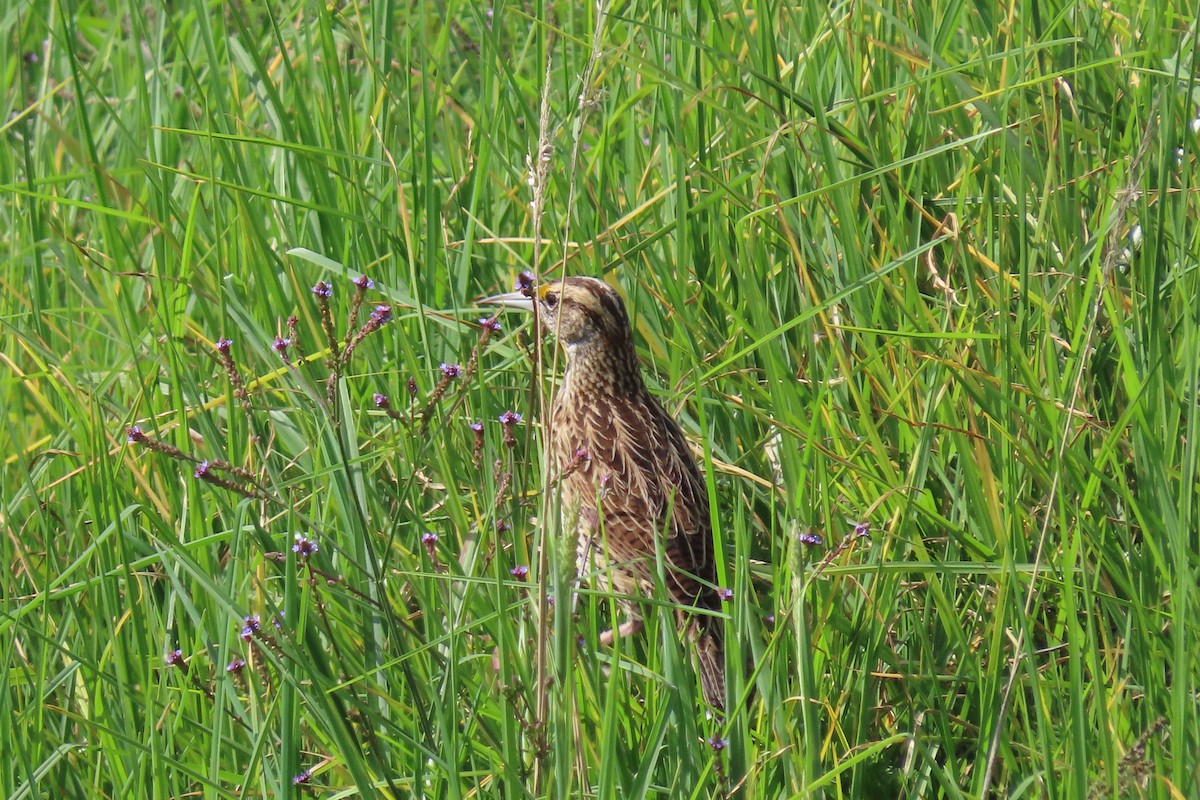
[{"left": 694, "top": 621, "right": 726, "bottom": 711}]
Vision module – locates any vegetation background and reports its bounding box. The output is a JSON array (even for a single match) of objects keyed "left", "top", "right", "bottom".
[{"left": 3, "top": 0, "right": 1198, "bottom": 797}]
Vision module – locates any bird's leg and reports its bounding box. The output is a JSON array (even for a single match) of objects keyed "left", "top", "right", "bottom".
[{"left": 598, "top": 618, "right": 643, "bottom": 646}]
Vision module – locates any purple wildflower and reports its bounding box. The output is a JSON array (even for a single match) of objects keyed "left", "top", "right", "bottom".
[
  {"left": 370, "top": 305, "right": 392, "bottom": 326},
  {"left": 226, "top": 657, "right": 246, "bottom": 674},
  {"left": 421, "top": 532, "right": 438, "bottom": 545},
  {"left": 469, "top": 422, "right": 484, "bottom": 433},
  {"left": 516, "top": 270, "right": 536, "bottom": 292},
  {"left": 292, "top": 533, "right": 318, "bottom": 558},
  {"left": 854, "top": 522, "right": 871, "bottom": 538},
  {"left": 716, "top": 587, "right": 734, "bottom": 602},
  {"left": 798, "top": 531, "right": 823, "bottom": 548},
  {"left": 496, "top": 520, "right": 511, "bottom": 533},
  {"left": 194, "top": 460, "right": 211, "bottom": 479},
  {"left": 127, "top": 426, "right": 147, "bottom": 444},
  {"left": 215, "top": 338, "right": 233, "bottom": 355},
  {"left": 510, "top": 565, "right": 529, "bottom": 579},
  {"left": 165, "top": 649, "right": 185, "bottom": 667},
  {"left": 353, "top": 275, "right": 374, "bottom": 290},
  {"left": 292, "top": 769, "right": 313, "bottom": 785},
  {"left": 311, "top": 281, "right": 333, "bottom": 299},
  {"left": 440, "top": 363, "right": 462, "bottom": 379},
  {"left": 373, "top": 392, "right": 390, "bottom": 409},
  {"left": 498, "top": 410, "right": 522, "bottom": 425},
  {"left": 240, "top": 614, "right": 261, "bottom": 640},
  {"left": 479, "top": 317, "right": 502, "bottom": 332},
  {"left": 271, "top": 336, "right": 291, "bottom": 355},
  {"left": 708, "top": 736, "right": 729, "bottom": 751}
]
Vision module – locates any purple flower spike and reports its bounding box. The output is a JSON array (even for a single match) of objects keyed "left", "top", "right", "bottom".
[
  {"left": 510, "top": 565, "right": 529, "bottom": 579},
  {"left": 271, "top": 336, "right": 291, "bottom": 355},
  {"left": 479, "top": 317, "right": 502, "bottom": 332},
  {"left": 716, "top": 587, "right": 734, "bottom": 602},
  {"left": 854, "top": 522, "right": 871, "bottom": 538},
  {"left": 292, "top": 533, "right": 319, "bottom": 558},
  {"left": 226, "top": 657, "right": 246, "bottom": 673},
  {"left": 127, "top": 426, "right": 146, "bottom": 444},
  {"left": 516, "top": 270, "right": 536, "bottom": 291},
  {"left": 373, "top": 392, "right": 390, "bottom": 409},
  {"left": 311, "top": 281, "right": 333, "bottom": 299},
  {"left": 215, "top": 338, "right": 233, "bottom": 354},
  {"left": 292, "top": 769, "right": 313, "bottom": 785},
  {"left": 370, "top": 305, "right": 392, "bottom": 325},
  {"left": 165, "top": 649, "right": 184, "bottom": 667},
  {"left": 440, "top": 363, "right": 462, "bottom": 379},
  {"left": 469, "top": 422, "right": 484, "bottom": 433},
  {"left": 708, "top": 736, "right": 729, "bottom": 751},
  {"left": 421, "top": 532, "right": 438, "bottom": 545},
  {"left": 496, "top": 520, "right": 511, "bottom": 533},
  {"left": 194, "top": 460, "right": 211, "bottom": 479},
  {"left": 498, "top": 410, "right": 522, "bottom": 425},
  {"left": 353, "top": 275, "right": 374, "bottom": 290},
  {"left": 798, "top": 532, "right": 823, "bottom": 548},
  {"left": 240, "top": 614, "right": 261, "bottom": 640}
]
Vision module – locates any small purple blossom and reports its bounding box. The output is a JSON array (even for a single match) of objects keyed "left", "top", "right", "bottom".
[
  {"left": 271, "top": 336, "right": 291, "bottom": 355},
  {"left": 194, "top": 460, "right": 211, "bottom": 479},
  {"left": 707, "top": 736, "right": 729, "bottom": 751},
  {"left": 516, "top": 270, "right": 536, "bottom": 292},
  {"left": 479, "top": 317, "right": 502, "bottom": 332},
  {"left": 226, "top": 657, "right": 246, "bottom": 673},
  {"left": 311, "top": 281, "right": 333, "bottom": 299},
  {"left": 165, "top": 649, "right": 185, "bottom": 667},
  {"left": 292, "top": 769, "right": 313, "bottom": 785},
  {"left": 292, "top": 533, "right": 318, "bottom": 558},
  {"left": 215, "top": 338, "right": 233, "bottom": 355},
  {"left": 573, "top": 448, "right": 590, "bottom": 463},
  {"left": 353, "top": 275, "right": 374, "bottom": 290},
  {"left": 422, "top": 532, "right": 439, "bottom": 545},
  {"left": 440, "top": 362, "right": 462, "bottom": 379},
  {"left": 764, "top": 613, "right": 776, "bottom": 628},
  {"left": 498, "top": 410, "right": 522, "bottom": 426},
  {"left": 373, "top": 392, "right": 391, "bottom": 409},
  {"left": 370, "top": 304, "right": 392, "bottom": 326},
  {"left": 240, "top": 614, "right": 261, "bottom": 640},
  {"left": 716, "top": 587, "right": 734, "bottom": 602},
  {"left": 510, "top": 565, "right": 529, "bottom": 579},
  {"left": 273, "top": 611, "right": 285, "bottom": 629},
  {"left": 127, "top": 426, "right": 146, "bottom": 444},
  {"left": 496, "top": 520, "right": 511, "bottom": 533},
  {"left": 469, "top": 422, "right": 484, "bottom": 433},
  {"left": 854, "top": 522, "right": 871, "bottom": 538},
  {"left": 798, "top": 531, "right": 823, "bottom": 548}
]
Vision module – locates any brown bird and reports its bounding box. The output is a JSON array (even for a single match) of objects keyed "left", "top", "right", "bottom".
[{"left": 482, "top": 276, "right": 725, "bottom": 709}]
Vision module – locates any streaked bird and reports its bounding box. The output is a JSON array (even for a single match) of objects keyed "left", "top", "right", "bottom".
[{"left": 482, "top": 276, "right": 725, "bottom": 709}]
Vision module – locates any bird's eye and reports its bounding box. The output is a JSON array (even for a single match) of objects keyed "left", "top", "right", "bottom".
[{"left": 543, "top": 292, "right": 559, "bottom": 309}]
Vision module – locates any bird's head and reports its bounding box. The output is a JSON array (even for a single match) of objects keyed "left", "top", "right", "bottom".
[{"left": 481, "top": 276, "right": 633, "bottom": 351}]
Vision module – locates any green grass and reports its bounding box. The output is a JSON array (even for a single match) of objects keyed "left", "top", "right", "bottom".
[{"left": 3, "top": 0, "right": 1198, "bottom": 797}]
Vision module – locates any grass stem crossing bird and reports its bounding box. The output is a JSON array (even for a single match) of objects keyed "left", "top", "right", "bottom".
[{"left": 482, "top": 276, "right": 726, "bottom": 709}]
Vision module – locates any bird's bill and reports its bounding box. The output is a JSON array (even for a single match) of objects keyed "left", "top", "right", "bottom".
[{"left": 478, "top": 290, "right": 535, "bottom": 312}]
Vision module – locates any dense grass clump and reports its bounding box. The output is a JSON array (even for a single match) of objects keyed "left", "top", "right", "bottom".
[{"left": 3, "top": 1, "right": 1198, "bottom": 797}]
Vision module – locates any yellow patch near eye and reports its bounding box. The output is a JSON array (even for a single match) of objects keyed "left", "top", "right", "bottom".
[{"left": 536, "top": 283, "right": 557, "bottom": 299}]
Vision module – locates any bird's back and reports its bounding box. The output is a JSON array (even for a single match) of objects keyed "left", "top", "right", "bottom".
[{"left": 551, "top": 366, "right": 717, "bottom": 615}]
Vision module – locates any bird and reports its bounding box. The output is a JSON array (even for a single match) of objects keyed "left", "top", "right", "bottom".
[{"left": 481, "top": 275, "right": 725, "bottom": 709}]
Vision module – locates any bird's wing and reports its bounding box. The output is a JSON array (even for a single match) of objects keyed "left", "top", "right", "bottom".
[{"left": 557, "top": 392, "right": 715, "bottom": 604}]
